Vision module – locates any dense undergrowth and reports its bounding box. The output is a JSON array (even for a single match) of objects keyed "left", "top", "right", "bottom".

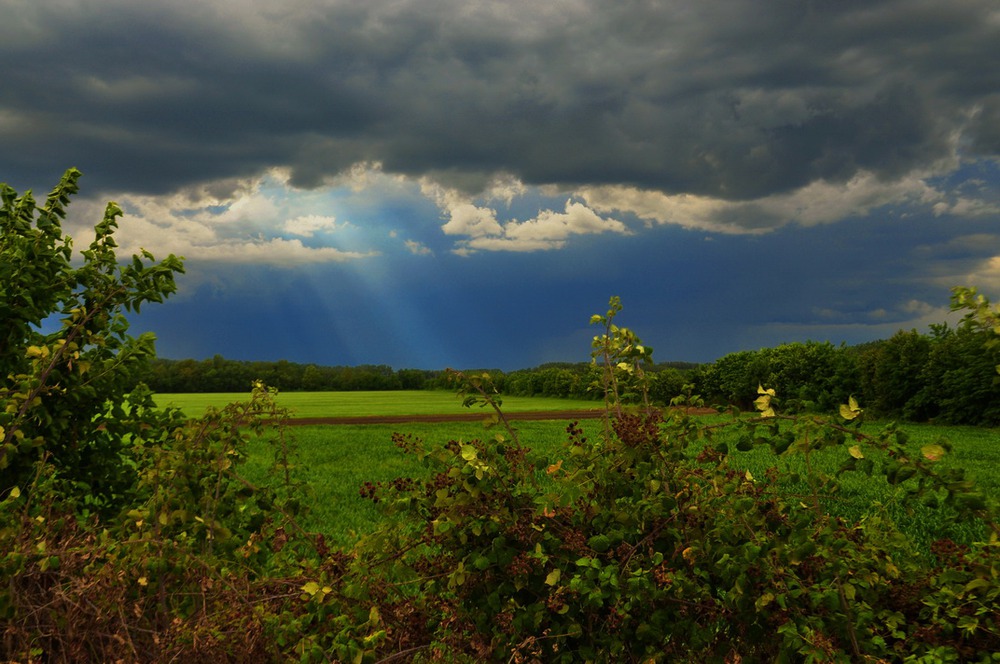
[{"left": 2, "top": 171, "right": 1000, "bottom": 662}]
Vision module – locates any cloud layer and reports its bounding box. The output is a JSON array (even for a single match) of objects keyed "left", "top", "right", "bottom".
[
  {"left": 2, "top": 0, "right": 997, "bottom": 201},
  {"left": 1, "top": 0, "right": 998, "bottom": 367}
]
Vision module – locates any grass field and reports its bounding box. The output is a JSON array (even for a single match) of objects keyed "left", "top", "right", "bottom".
[
  {"left": 155, "top": 390, "right": 602, "bottom": 419},
  {"left": 242, "top": 419, "right": 594, "bottom": 545},
  {"left": 243, "top": 417, "right": 999, "bottom": 554},
  {"left": 163, "top": 391, "right": 999, "bottom": 554}
]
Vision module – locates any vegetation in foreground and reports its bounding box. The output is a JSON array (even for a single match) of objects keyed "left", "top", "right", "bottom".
[
  {"left": 241, "top": 418, "right": 999, "bottom": 554},
  {"left": 2, "top": 171, "right": 1000, "bottom": 662}
]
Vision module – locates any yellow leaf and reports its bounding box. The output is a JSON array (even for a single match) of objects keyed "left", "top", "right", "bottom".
[
  {"left": 840, "top": 404, "right": 858, "bottom": 420},
  {"left": 755, "top": 591, "right": 775, "bottom": 610},
  {"left": 682, "top": 546, "right": 697, "bottom": 563},
  {"left": 301, "top": 581, "right": 320, "bottom": 596},
  {"left": 754, "top": 395, "right": 776, "bottom": 418},
  {"left": 744, "top": 470, "right": 754, "bottom": 482},
  {"left": 921, "top": 444, "right": 946, "bottom": 462},
  {"left": 753, "top": 395, "right": 773, "bottom": 415},
  {"left": 545, "top": 569, "right": 561, "bottom": 586},
  {"left": 849, "top": 396, "right": 860, "bottom": 411},
  {"left": 849, "top": 445, "right": 864, "bottom": 459},
  {"left": 138, "top": 577, "right": 148, "bottom": 587},
  {"left": 9, "top": 486, "right": 20, "bottom": 499},
  {"left": 757, "top": 384, "right": 776, "bottom": 396}
]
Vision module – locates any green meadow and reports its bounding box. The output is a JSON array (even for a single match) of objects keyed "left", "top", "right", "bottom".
[
  {"left": 171, "top": 388, "right": 1000, "bottom": 555},
  {"left": 262, "top": 420, "right": 1000, "bottom": 551},
  {"left": 155, "top": 390, "right": 601, "bottom": 419}
]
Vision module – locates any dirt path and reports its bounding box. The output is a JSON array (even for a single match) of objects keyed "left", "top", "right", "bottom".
[{"left": 280, "top": 407, "right": 716, "bottom": 426}]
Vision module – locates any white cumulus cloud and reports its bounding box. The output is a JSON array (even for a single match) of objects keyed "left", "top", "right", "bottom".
[
  {"left": 63, "top": 170, "right": 376, "bottom": 266},
  {"left": 578, "top": 170, "right": 952, "bottom": 234},
  {"left": 284, "top": 214, "right": 341, "bottom": 237}
]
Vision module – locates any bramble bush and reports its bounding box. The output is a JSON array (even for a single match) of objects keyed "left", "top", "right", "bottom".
[
  {"left": 348, "top": 299, "right": 1000, "bottom": 662},
  {"left": 2, "top": 170, "right": 999, "bottom": 662}
]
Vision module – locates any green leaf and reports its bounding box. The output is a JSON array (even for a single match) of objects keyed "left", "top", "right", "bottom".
[
  {"left": 957, "top": 615, "right": 979, "bottom": 636},
  {"left": 588, "top": 534, "right": 611, "bottom": 552},
  {"left": 956, "top": 493, "right": 987, "bottom": 511},
  {"left": 963, "top": 578, "right": 991, "bottom": 595}
]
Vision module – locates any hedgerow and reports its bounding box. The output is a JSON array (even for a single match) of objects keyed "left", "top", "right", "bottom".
[{"left": 2, "top": 171, "right": 999, "bottom": 662}]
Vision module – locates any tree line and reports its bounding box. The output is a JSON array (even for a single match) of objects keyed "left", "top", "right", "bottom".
[
  {"left": 141, "top": 318, "right": 1000, "bottom": 425},
  {"left": 140, "top": 356, "right": 439, "bottom": 392},
  {"left": 692, "top": 317, "right": 1000, "bottom": 425},
  {"left": 138, "top": 357, "right": 699, "bottom": 402}
]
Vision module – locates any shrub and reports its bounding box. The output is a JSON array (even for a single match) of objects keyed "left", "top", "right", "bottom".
[
  {"left": 1, "top": 168, "right": 184, "bottom": 513},
  {"left": 0, "top": 172, "right": 319, "bottom": 662},
  {"left": 349, "top": 299, "right": 1000, "bottom": 662}
]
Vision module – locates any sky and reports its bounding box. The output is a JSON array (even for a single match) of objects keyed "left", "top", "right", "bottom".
[{"left": 2, "top": 0, "right": 999, "bottom": 370}]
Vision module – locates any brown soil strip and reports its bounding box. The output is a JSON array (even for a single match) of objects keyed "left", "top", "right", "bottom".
[{"left": 279, "top": 407, "right": 716, "bottom": 426}]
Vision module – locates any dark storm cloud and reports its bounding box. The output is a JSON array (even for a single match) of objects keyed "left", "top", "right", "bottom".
[{"left": 0, "top": 0, "right": 997, "bottom": 199}]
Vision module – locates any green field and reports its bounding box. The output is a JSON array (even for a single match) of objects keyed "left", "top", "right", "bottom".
[
  {"left": 248, "top": 419, "right": 998, "bottom": 554},
  {"left": 155, "top": 390, "right": 602, "bottom": 419},
  {"left": 162, "top": 391, "right": 999, "bottom": 553}
]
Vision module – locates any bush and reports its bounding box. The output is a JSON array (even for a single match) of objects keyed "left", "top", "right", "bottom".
[
  {"left": 349, "top": 300, "right": 1000, "bottom": 662},
  {"left": 0, "top": 172, "right": 318, "bottom": 662},
  {"left": 1, "top": 168, "right": 186, "bottom": 512}
]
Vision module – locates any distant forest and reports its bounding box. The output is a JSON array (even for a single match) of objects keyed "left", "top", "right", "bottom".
[
  {"left": 139, "top": 356, "right": 699, "bottom": 400},
  {"left": 139, "top": 312, "right": 1000, "bottom": 425}
]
